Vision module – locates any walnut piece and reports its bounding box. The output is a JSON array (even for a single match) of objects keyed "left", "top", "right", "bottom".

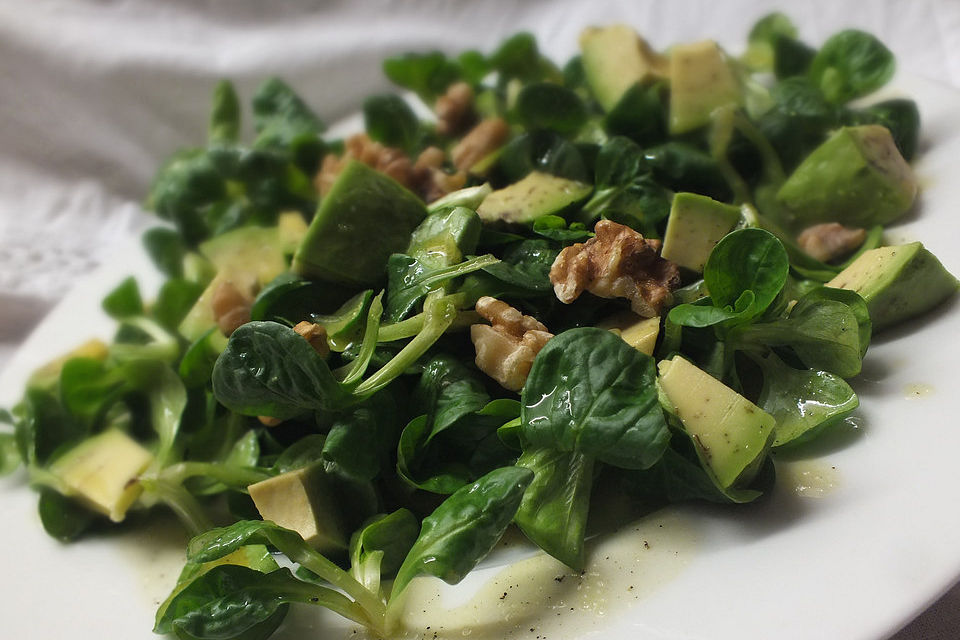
[
  {"left": 211, "top": 279, "right": 254, "bottom": 337},
  {"left": 451, "top": 118, "right": 509, "bottom": 171},
  {"left": 797, "top": 222, "right": 867, "bottom": 263},
  {"left": 549, "top": 220, "right": 680, "bottom": 317},
  {"left": 315, "top": 134, "right": 465, "bottom": 203},
  {"left": 471, "top": 297, "right": 553, "bottom": 392},
  {"left": 435, "top": 82, "right": 476, "bottom": 137},
  {"left": 293, "top": 321, "right": 330, "bottom": 360}
]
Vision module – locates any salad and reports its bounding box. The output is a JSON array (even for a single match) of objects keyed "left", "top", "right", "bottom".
[{"left": 1, "top": 12, "right": 957, "bottom": 640}]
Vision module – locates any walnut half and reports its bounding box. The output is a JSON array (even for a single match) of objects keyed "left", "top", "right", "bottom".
[
  {"left": 470, "top": 297, "right": 553, "bottom": 392},
  {"left": 549, "top": 220, "right": 680, "bottom": 317},
  {"left": 796, "top": 222, "right": 867, "bottom": 263}
]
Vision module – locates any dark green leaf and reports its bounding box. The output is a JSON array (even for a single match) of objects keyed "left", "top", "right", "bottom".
[
  {"left": 383, "top": 52, "right": 461, "bottom": 103},
  {"left": 363, "top": 94, "right": 420, "bottom": 152},
  {"left": 212, "top": 321, "right": 350, "bottom": 419},
  {"left": 809, "top": 30, "right": 895, "bottom": 104},
  {"left": 143, "top": 227, "right": 187, "bottom": 279},
  {"left": 521, "top": 328, "right": 670, "bottom": 470},
  {"left": 209, "top": 80, "right": 241, "bottom": 144},
  {"left": 102, "top": 276, "right": 143, "bottom": 319},
  {"left": 514, "top": 448, "right": 594, "bottom": 570},
  {"left": 515, "top": 82, "right": 587, "bottom": 135},
  {"left": 604, "top": 82, "right": 668, "bottom": 146},
  {"left": 751, "top": 350, "right": 859, "bottom": 447},
  {"left": 38, "top": 489, "right": 97, "bottom": 541},
  {"left": 391, "top": 466, "right": 534, "bottom": 597},
  {"left": 703, "top": 228, "right": 790, "bottom": 321}
]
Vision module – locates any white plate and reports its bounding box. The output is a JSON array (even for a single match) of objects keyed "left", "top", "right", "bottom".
[{"left": 1, "top": 72, "right": 959, "bottom": 640}]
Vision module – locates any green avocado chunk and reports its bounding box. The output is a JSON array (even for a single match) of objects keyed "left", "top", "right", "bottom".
[
  {"left": 179, "top": 225, "right": 292, "bottom": 343},
  {"left": 661, "top": 192, "right": 742, "bottom": 273},
  {"left": 668, "top": 40, "right": 743, "bottom": 134},
  {"left": 658, "top": 356, "right": 775, "bottom": 489},
  {"left": 476, "top": 171, "right": 592, "bottom": 224},
  {"left": 247, "top": 464, "right": 347, "bottom": 553},
  {"left": 293, "top": 160, "right": 426, "bottom": 286},
  {"left": 826, "top": 242, "right": 958, "bottom": 332},
  {"left": 579, "top": 25, "right": 669, "bottom": 112},
  {"left": 776, "top": 125, "right": 918, "bottom": 227},
  {"left": 49, "top": 429, "right": 155, "bottom": 522}
]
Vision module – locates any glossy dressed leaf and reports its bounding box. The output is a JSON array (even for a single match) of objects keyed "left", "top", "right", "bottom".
[
  {"left": 398, "top": 358, "right": 517, "bottom": 493},
  {"left": 155, "top": 565, "right": 351, "bottom": 639},
  {"left": 391, "top": 466, "right": 534, "bottom": 598},
  {"left": 751, "top": 351, "right": 859, "bottom": 447},
  {"left": 514, "top": 448, "right": 594, "bottom": 570},
  {"left": 385, "top": 253, "right": 498, "bottom": 323},
  {"left": 644, "top": 142, "right": 731, "bottom": 202},
  {"left": 731, "top": 294, "right": 865, "bottom": 378},
  {"left": 350, "top": 509, "right": 420, "bottom": 592},
  {"left": 521, "top": 328, "right": 670, "bottom": 470},
  {"left": 212, "top": 321, "right": 350, "bottom": 420},
  {"left": 497, "top": 131, "right": 590, "bottom": 183},
  {"left": 809, "top": 30, "right": 895, "bottom": 104}
]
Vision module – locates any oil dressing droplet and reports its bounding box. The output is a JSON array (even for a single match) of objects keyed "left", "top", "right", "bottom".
[{"left": 903, "top": 383, "right": 934, "bottom": 399}]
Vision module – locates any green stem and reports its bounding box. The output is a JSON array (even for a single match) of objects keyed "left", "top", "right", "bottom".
[
  {"left": 287, "top": 547, "right": 387, "bottom": 633},
  {"left": 340, "top": 293, "right": 384, "bottom": 385},
  {"left": 158, "top": 461, "right": 270, "bottom": 489},
  {"left": 140, "top": 478, "right": 213, "bottom": 535},
  {"left": 354, "top": 292, "right": 457, "bottom": 397}
]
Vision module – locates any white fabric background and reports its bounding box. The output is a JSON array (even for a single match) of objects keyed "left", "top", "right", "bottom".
[{"left": 0, "top": 1, "right": 957, "bottom": 637}]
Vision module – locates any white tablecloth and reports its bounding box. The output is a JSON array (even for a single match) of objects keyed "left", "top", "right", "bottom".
[{"left": 1, "top": 1, "right": 957, "bottom": 637}]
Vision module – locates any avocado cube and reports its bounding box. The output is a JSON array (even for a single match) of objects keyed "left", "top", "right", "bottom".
[
  {"left": 661, "top": 192, "right": 742, "bottom": 273},
  {"left": 579, "top": 25, "right": 669, "bottom": 112},
  {"left": 669, "top": 40, "right": 743, "bottom": 134},
  {"left": 179, "top": 225, "right": 288, "bottom": 342},
  {"left": 658, "top": 356, "right": 774, "bottom": 489},
  {"left": 776, "top": 125, "right": 918, "bottom": 227},
  {"left": 248, "top": 465, "right": 347, "bottom": 552},
  {"left": 826, "top": 242, "right": 958, "bottom": 332},
  {"left": 476, "top": 171, "right": 591, "bottom": 225},
  {"left": 49, "top": 430, "right": 154, "bottom": 522},
  {"left": 597, "top": 311, "right": 661, "bottom": 355},
  {"left": 293, "top": 160, "right": 426, "bottom": 286}
]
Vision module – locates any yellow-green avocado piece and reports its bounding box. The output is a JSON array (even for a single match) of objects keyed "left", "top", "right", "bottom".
[
  {"left": 661, "top": 192, "right": 742, "bottom": 273},
  {"left": 248, "top": 465, "right": 348, "bottom": 553},
  {"left": 178, "top": 222, "right": 299, "bottom": 343},
  {"left": 579, "top": 25, "right": 669, "bottom": 112},
  {"left": 476, "top": 171, "right": 592, "bottom": 225},
  {"left": 597, "top": 311, "right": 660, "bottom": 355},
  {"left": 49, "top": 429, "right": 155, "bottom": 522},
  {"left": 776, "top": 125, "right": 917, "bottom": 227},
  {"left": 658, "top": 356, "right": 775, "bottom": 489},
  {"left": 668, "top": 40, "right": 743, "bottom": 134},
  {"left": 826, "top": 242, "right": 958, "bottom": 332}
]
